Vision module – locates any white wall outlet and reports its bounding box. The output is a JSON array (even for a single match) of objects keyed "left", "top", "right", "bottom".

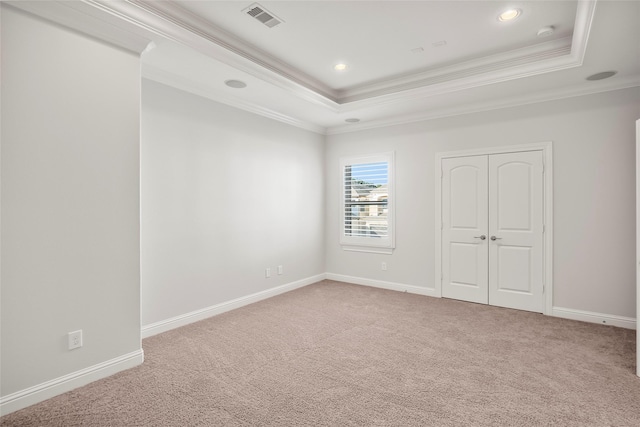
[
  {"left": 68, "top": 330, "right": 83, "bottom": 350},
  {"left": 265, "top": 267, "right": 271, "bottom": 278},
  {"left": 381, "top": 262, "right": 387, "bottom": 271},
  {"left": 277, "top": 265, "right": 283, "bottom": 275}
]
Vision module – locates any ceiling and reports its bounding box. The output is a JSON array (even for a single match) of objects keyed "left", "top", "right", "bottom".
[
  {"left": 9, "top": 1, "right": 640, "bottom": 134},
  {"left": 173, "top": 1, "right": 578, "bottom": 95}
]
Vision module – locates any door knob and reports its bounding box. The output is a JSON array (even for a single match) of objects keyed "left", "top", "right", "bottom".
[
  {"left": 490, "top": 236, "right": 502, "bottom": 241},
  {"left": 474, "top": 235, "right": 486, "bottom": 240}
]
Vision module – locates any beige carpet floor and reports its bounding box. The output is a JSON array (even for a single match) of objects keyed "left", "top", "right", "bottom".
[{"left": 1, "top": 280, "right": 639, "bottom": 426}]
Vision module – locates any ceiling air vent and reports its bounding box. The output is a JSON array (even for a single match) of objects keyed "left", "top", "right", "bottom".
[{"left": 243, "top": 3, "right": 283, "bottom": 28}]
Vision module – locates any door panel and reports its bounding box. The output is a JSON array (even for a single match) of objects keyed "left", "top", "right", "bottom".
[
  {"left": 442, "top": 156, "right": 488, "bottom": 304},
  {"left": 496, "top": 246, "right": 532, "bottom": 293},
  {"left": 450, "top": 243, "right": 481, "bottom": 286},
  {"left": 449, "top": 166, "right": 482, "bottom": 229},
  {"left": 495, "top": 162, "right": 532, "bottom": 230},
  {"left": 488, "top": 151, "right": 544, "bottom": 312}
]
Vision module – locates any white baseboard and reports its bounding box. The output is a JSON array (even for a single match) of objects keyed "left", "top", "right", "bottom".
[
  {"left": 325, "top": 273, "right": 439, "bottom": 298},
  {"left": 552, "top": 306, "right": 636, "bottom": 329},
  {"left": 325, "top": 275, "right": 636, "bottom": 330},
  {"left": 141, "top": 274, "right": 327, "bottom": 338},
  {"left": 0, "top": 349, "right": 144, "bottom": 416}
]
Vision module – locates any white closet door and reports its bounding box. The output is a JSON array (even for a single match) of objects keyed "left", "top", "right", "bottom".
[
  {"left": 441, "top": 156, "right": 489, "bottom": 304},
  {"left": 488, "top": 151, "right": 544, "bottom": 312}
]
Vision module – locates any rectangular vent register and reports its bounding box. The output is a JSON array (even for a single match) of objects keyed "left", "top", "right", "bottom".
[{"left": 244, "top": 3, "right": 284, "bottom": 28}]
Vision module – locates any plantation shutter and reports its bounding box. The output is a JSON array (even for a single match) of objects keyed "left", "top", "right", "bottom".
[
  {"left": 344, "top": 161, "right": 389, "bottom": 238},
  {"left": 340, "top": 152, "right": 394, "bottom": 252}
]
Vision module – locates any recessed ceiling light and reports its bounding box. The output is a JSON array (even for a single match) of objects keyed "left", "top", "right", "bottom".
[
  {"left": 345, "top": 118, "right": 360, "bottom": 123},
  {"left": 334, "top": 63, "right": 348, "bottom": 72},
  {"left": 586, "top": 71, "right": 617, "bottom": 81},
  {"left": 498, "top": 9, "right": 521, "bottom": 22},
  {"left": 225, "top": 79, "right": 247, "bottom": 88}
]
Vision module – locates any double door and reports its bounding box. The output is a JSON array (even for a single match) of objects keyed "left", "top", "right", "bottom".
[{"left": 441, "top": 151, "right": 544, "bottom": 313}]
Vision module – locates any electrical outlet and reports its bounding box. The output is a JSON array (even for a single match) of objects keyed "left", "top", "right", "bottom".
[
  {"left": 68, "top": 330, "right": 83, "bottom": 350},
  {"left": 381, "top": 262, "right": 387, "bottom": 271},
  {"left": 277, "top": 265, "right": 283, "bottom": 275},
  {"left": 265, "top": 268, "right": 271, "bottom": 278}
]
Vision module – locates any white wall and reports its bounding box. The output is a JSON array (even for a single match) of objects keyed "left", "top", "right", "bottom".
[
  {"left": 1, "top": 5, "right": 142, "bottom": 406},
  {"left": 326, "top": 88, "right": 640, "bottom": 319},
  {"left": 141, "top": 80, "right": 325, "bottom": 328}
]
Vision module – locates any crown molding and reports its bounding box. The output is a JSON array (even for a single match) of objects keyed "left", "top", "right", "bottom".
[
  {"left": 127, "top": 0, "right": 595, "bottom": 108},
  {"left": 4, "top": 0, "right": 153, "bottom": 54},
  {"left": 24, "top": 0, "right": 595, "bottom": 111},
  {"left": 142, "top": 65, "right": 327, "bottom": 135},
  {"left": 127, "top": 0, "right": 337, "bottom": 100},
  {"left": 327, "top": 76, "right": 640, "bottom": 135},
  {"left": 570, "top": 0, "right": 598, "bottom": 65},
  {"left": 338, "top": 38, "right": 572, "bottom": 103},
  {"left": 336, "top": 1, "right": 597, "bottom": 110},
  {"left": 336, "top": 43, "right": 578, "bottom": 112},
  {"left": 92, "top": 0, "right": 342, "bottom": 112},
  {"left": 128, "top": 0, "right": 596, "bottom": 114},
  {"left": 6, "top": 0, "right": 602, "bottom": 134},
  {"left": 338, "top": 1, "right": 596, "bottom": 104}
]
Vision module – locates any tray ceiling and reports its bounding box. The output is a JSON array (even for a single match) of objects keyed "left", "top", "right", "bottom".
[{"left": 6, "top": 0, "right": 640, "bottom": 134}]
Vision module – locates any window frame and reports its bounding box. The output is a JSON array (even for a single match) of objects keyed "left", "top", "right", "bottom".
[{"left": 340, "top": 151, "right": 395, "bottom": 254}]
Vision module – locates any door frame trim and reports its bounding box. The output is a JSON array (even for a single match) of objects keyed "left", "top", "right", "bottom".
[{"left": 434, "top": 141, "right": 553, "bottom": 315}]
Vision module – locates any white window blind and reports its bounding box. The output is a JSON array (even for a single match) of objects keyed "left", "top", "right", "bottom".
[{"left": 340, "top": 152, "right": 395, "bottom": 252}]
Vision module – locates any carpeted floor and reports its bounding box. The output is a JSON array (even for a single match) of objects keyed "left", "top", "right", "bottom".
[{"left": 1, "top": 280, "right": 639, "bottom": 426}]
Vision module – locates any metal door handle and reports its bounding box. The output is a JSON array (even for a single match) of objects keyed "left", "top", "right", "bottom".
[
  {"left": 474, "top": 235, "right": 486, "bottom": 240},
  {"left": 490, "top": 236, "right": 502, "bottom": 241}
]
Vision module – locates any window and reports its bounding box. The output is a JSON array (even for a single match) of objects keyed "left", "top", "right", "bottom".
[{"left": 340, "top": 152, "right": 395, "bottom": 253}]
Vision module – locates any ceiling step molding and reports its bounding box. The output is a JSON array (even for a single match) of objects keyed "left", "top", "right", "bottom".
[
  {"left": 7, "top": 0, "right": 620, "bottom": 137},
  {"left": 125, "top": 0, "right": 596, "bottom": 109},
  {"left": 122, "top": 0, "right": 341, "bottom": 110},
  {"left": 10, "top": 0, "right": 597, "bottom": 107},
  {"left": 15, "top": 0, "right": 596, "bottom": 111},
  {"left": 339, "top": 40, "right": 574, "bottom": 105},
  {"left": 328, "top": 75, "right": 640, "bottom": 135},
  {"left": 339, "top": 1, "right": 597, "bottom": 103},
  {"left": 5, "top": 0, "right": 153, "bottom": 54},
  {"left": 569, "top": 0, "right": 598, "bottom": 65},
  {"left": 129, "top": 0, "right": 596, "bottom": 108}
]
